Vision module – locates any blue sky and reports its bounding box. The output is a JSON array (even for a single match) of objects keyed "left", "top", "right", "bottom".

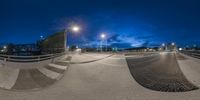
[{"left": 0, "top": 0, "right": 200, "bottom": 48}]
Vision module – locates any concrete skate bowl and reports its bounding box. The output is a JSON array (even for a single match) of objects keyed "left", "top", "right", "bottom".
[
  {"left": 126, "top": 52, "right": 198, "bottom": 92},
  {"left": 0, "top": 53, "right": 69, "bottom": 91}
]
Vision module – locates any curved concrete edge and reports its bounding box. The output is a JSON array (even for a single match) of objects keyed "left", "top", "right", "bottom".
[
  {"left": 0, "top": 61, "right": 69, "bottom": 91},
  {"left": 69, "top": 54, "right": 114, "bottom": 64},
  {"left": 177, "top": 60, "right": 200, "bottom": 87},
  {"left": 177, "top": 53, "right": 200, "bottom": 87},
  {"left": 97, "top": 54, "right": 170, "bottom": 93},
  {"left": 0, "top": 67, "right": 19, "bottom": 90}
]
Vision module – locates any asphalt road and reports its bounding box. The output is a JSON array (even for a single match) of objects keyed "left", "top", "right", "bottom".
[{"left": 126, "top": 52, "right": 198, "bottom": 92}]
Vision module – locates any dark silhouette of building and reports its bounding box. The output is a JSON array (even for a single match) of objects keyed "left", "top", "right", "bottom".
[
  {"left": 40, "top": 31, "right": 66, "bottom": 54},
  {"left": 0, "top": 30, "right": 66, "bottom": 56}
]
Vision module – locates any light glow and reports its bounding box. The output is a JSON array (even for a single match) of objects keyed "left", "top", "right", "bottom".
[
  {"left": 3, "top": 46, "right": 7, "bottom": 49},
  {"left": 101, "top": 33, "right": 106, "bottom": 39},
  {"left": 179, "top": 48, "right": 183, "bottom": 51},
  {"left": 162, "top": 43, "right": 165, "bottom": 46},
  {"left": 72, "top": 26, "right": 80, "bottom": 32}
]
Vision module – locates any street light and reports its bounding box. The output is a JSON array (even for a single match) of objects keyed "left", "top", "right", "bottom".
[
  {"left": 161, "top": 43, "right": 165, "bottom": 51},
  {"left": 101, "top": 33, "right": 106, "bottom": 39},
  {"left": 65, "top": 25, "right": 81, "bottom": 52},
  {"left": 72, "top": 26, "right": 80, "bottom": 32},
  {"left": 100, "top": 33, "right": 107, "bottom": 52}
]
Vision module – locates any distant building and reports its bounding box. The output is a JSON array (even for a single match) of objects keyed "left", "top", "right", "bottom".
[
  {"left": 0, "top": 43, "right": 40, "bottom": 56},
  {"left": 125, "top": 47, "right": 159, "bottom": 52}
]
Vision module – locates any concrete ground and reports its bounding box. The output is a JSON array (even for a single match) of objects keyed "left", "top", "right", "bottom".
[
  {"left": 0, "top": 52, "right": 200, "bottom": 100},
  {"left": 0, "top": 56, "right": 69, "bottom": 90}
]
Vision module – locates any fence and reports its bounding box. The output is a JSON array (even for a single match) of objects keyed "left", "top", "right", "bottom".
[
  {"left": 0, "top": 52, "right": 65, "bottom": 63},
  {"left": 180, "top": 50, "right": 200, "bottom": 59}
]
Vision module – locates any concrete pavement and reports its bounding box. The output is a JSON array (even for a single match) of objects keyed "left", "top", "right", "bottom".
[
  {"left": 0, "top": 52, "right": 111, "bottom": 91},
  {"left": 0, "top": 58, "right": 69, "bottom": 91},
  {"left": 0, "top": 52, "right": 200, "bottom": 100}
]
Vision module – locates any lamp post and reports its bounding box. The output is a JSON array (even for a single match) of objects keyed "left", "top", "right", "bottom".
[
  {"left": 171, "top": 42, "right": 176, "bottom": 51},
  {"left": 64, "top": 25, "right": 80, "bottom": 52},
  {"left": 162, "top": 43, "right": 165, "bottom": 51},
  {"left": 100, "top": 33, "right": 107, "bottom": 52}
]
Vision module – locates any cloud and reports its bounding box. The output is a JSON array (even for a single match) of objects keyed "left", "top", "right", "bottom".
[
  {"left": 110, "top": 43, "right": 133, "bottom": 48},
  {"left": 81, "top": 32, "right": 160, "bottom": 48},
  {"left": 107, "top": 34, "right": 150, "bottom": 48}
]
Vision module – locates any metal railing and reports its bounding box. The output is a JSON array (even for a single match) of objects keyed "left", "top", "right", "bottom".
[
  {"left": 124, "top": 51, "right": 159, "bottom": 57},
  {"left": 0, "top": 52, "right": 65, "bottom": 63},
  {"left": 180, "top": 50, "right": 200, "bottom": 59}
]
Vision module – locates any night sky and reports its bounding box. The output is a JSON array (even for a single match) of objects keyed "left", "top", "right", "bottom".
[{"left": 1, "top": 0, "right": 200, "bottom": 48}]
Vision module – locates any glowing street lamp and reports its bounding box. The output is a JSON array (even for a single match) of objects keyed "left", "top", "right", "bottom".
[
  {"left": 71, "top": 26, "right": 80, "bottom": 32},
  {"left": 101, "top": 33, "right": 106, "bottom": 39}
]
